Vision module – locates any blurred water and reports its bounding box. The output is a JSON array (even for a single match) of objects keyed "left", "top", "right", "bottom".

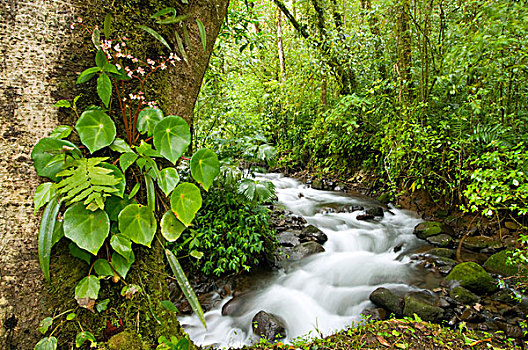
[{"left": 180, "top": 174, "right": 425, "bottom": 348}]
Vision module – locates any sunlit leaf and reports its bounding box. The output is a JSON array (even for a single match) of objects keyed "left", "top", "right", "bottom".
[
  {"left": 137, "top": 108, "right": 163, "bottom": 136},
  {"left": 170, "top": 183, "right": 202, "bottom": 226},
  {"left": 75, "top": 110, "right": 116, "bottom": 153},
  {"left": 153, "top": 116, "right": 190, "bottom": 164},
  {"left": 118, "top": 204, "right": 156, "bottom": 247},
  {"left": 64, "top": 204, "right": 109, "bottom": 255},
  {"left": 190, "top": 149, "right": 220, "bottom": 191},
  {"left": 34, "top": 183, "right": 56, "bottom": 214},
  {"left": 110, "top": 234, "right": 134, "bottom": 262},
  {"left": 31, "top": 137, "right": 80, "bottom": 181},
  {"left": 49, "top": 125, "right": 73, "bottom": 139},
  {"left": 159, "top": 167, "right": 180, "bottom": 196},
  {"left": 75, "top": 276, "right": 100, "bottom": 312},
  {"left": 35, "top": 337, "right": 58, "bottom": 350},
  {"left": 161, "top": 210, "right": 186, "bottom": 242}
]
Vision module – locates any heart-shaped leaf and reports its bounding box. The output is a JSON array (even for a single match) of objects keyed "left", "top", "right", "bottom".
[
  {"left": 110, "top": 234, "right": 133, "bottom": 261},
  {"left": 94, "top": 259, "right": 113, "bottom": 277},
  {"left": 38, "top": 317, "right": 53, "bottom": 335},
  {"left": 34, "top": 183, "right": 56, "bottom": 214},
  {"left": 35, "top": 336, "right": 58, "bottom": 350},
  {"left": 75, "top": 276, "right": 100, "bottom": 311},
  {"left": 31, "top": 137, "right": 80, "bottom": 181},
  {"left": 161, "top": 210, "right": 186, "bottom": 242},
  {"left": 170, "top": 183, "right": 202, "bottom": 226},
  {"left": 119, "top": 152, "right": 138, "bottom": 173},
  {"left": 118, "top": 204, "right": 156, "bottom": 247},
  {"left": 75, "top": 110, "right": 116, "bottom": 153},
  {"left": 76, "top": 331, "right": 96, "bottom": 348},
  {"left": 112, "top": 252, "right": 134, "bottom": 279},
  {"left": 153, "top": 116, "right": 190, "bottom": 164},
  {"left": 97, "top": 73, "right": 112, "bottom": 108},
  {"left": 159, "top": 168, "right": 180, "bottom": 196},
  {"left": 190, "top": 149, "right": 220, "bottom": 191},
  {"left": 105, "top": 196, "right": 136, "bottom": 221},
  {"left": 137, "top": 108, "right": 163, "bottom": 136},
  {"left": 49, "top": 125, "right": 73, "bottom": 139},
  {"left": 64, "top": 203, "right": 110, "bottom": 255}
]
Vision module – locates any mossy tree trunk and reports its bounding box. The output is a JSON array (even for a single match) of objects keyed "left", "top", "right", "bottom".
[{"left": 0, "top": 0, "right": 228, "bottom": 348}]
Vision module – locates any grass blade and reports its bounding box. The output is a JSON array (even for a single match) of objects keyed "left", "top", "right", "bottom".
[
  {"left": 196, "top": 19, "right": 206, "bottom": 51},
  {"left": 39, "top": 198, "right": 62, "bottom": 282},
  {"left": 137, "top": 25, "right": 172, "bottom": 51}
]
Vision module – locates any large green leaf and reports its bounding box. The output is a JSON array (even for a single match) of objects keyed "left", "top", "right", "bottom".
[
  {"left": 137, "top": 108, "right": 163, "bottom": 136},
  {"left": 75, "top": 110, "right": 116, "bottom": 153},
  {"left": 118, "top": 204, "right": 156, "bottom": 247},
  {"left": 165, "top": 249, "right": 206, "bottom": 329},
  {"left": 112, "top": 252, "right": 134, "bottom": 279},
  {"left": 110, "top": 234, "right": 133, "bottom": 262},
  {"left": 31, "top": 137, "right": 80, "bottom": 181},
  {"left": 105, "top": 196, "right": 135, "bottom": 221},
  {"left": 75, "top": 275, "right": 100, "bottom": 311},
  {"left": 100, "top": 163, "right": 126, "bottom": 198},
  {"left": 64, "top": 204, "right": 110, "bottom": 255},
  {"left": 161, "top": 210, "right": 186, "bottom": 242},
  {"left": 38, "top": 198, "right": 61, "bottom": 282},
  {"left": 34, "top": 336, "right": 58, "bottom": 350},
  {"left": 153, "top": 116, "right": 190, "bottom": 164},
  {"left": 190, "top": 149, "right": 220, "bottom": 191},
  {"left": 119, "top": 152, "right": 138, "bottom": 173},
  {"left": 159, "top": 167, "right": 180, "bottom": 196},
  {"left": 170, "top": 183, "right": 202, "bottom": 226},
  {"left": 97, "top": 73, "right": 112, "bottom": 108},
  {"left": 34, "top": 183, "right": 56, "bottom": 214}
]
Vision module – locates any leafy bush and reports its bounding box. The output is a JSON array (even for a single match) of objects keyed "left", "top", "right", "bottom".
[{"left": 173, "top": 186, "right": 276, "bottom": 276}]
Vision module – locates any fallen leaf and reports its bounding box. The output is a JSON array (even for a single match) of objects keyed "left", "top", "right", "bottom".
[
  {"left": 473, "top": 303, "right": 482, "bottom": 311},
  {"left": 77, "top": 297, "right": 96, "bottom": 312},
  {"left": 376, "top": 335, "right": 391, "bottom": 347}
]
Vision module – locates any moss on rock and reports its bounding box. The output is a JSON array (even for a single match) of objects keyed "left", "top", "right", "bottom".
[
  {"left": 449, "top": 286, "right": 480, "bottom": 305},
  {"left": 107, "top": 331, "right": 149, "bottom": 350},
  {"left": 402, "top": 295, "right": 444, "bottom": 322},
  {"left": 414, "top": 221, "right": 455, "bottom": 240},
  {"left": 483, "top": 250, "right": 519, "bottom": 277},
  {"left": 446, "top": 262, "right": 498, "bottom": 294}
]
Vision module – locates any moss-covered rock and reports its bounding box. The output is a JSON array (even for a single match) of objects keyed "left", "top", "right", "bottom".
[
  {"left": 369, "top": 287, "right": 404, "bottom": 316},
  {"left": 446, "top": 262, "right": 498, "bottom": 294},
  {"left": 107, "top": 331, "right": 149, "bottom": 350},
  {"left": 449, "top": 286, "right": 480, "bottom": 305},
  {"left": 403, "top": 295, "right": 444, "bottom": 322},
  {"left": 483, "top": 250, "right": 519, "bottom": 277},
  {"left": 414, "top": 221, "right": 455, "bottom": 240},
  {"left": 463, "top": 236, "right": 503, "bottom": 251},
  {"left": 427, "top": 248, "right": 455, "bottom": 259},
  {"left": 426, "top": 234, "right": 453, "bottom": 248}
]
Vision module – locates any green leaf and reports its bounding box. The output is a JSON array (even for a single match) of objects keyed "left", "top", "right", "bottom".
[
  {"left": 92, "top": 28, "right": 101, "bottom": 50},
  {"left": 137, "top": 25, "right": 171, "bottom": 51},
  {"left": 153, "top": 116, "right": 190, "bottom": 164},
  {"left": 31, "top": 137, "right": 80, "bottom": 181},
  {"left": 110, "top": 138, "right": 133, "bottom": 153},
  {"left": 190, "top": 250, "right": 203, "bottom": 259},
  {"left": 76, "top": 66, "right": 100, "bottom": 84},
  {"left": 34, "top": 183, "right": 56, "bottom": 214},
  {"left": 105, "top": 196, "right": 135, "bottom": 221},
  {"left": 190, "top": 149, "right": 220, "bottom": 191},
  {"left": 170, "top": 183, "right": 202, "bottom": 226},
  {"left": 75, "top": 110, "right": 116, "bottom": 153},
  {"left": 64, "top": 204, "right": 110, "bottom": 255},
  {"left": 137, "top": 108, "right": 164, "bottom": 136},
  {"left": 69, "top": 243, "right": 92, "bottom": 264},
  {"left": 96, "top": 299, "right": 110, "bottom": 313},
  {"left": 152, "top": 7, "right": 177, "bottom": 19},
  {"left": 34, "top": 336, "right": 58, "bottom": 350},
  {"left": 104, "top": 13, "right": 113, "bottom": 38},
  {"left": 119, "top": 152, "right": 138, "bottom": 173},
  {"left": 110, "top": 234, "right": 134, "bottom": 261},
  {"left": 161, "top": 210, "right": 186, "bottom": 242},
  {"left": 118, "top": 204, "right": 156, "bottom": 247},
  {"left": 165, "top": 249, "right": 206, "bottom": 328},
  {"left": 95, "top": 50, "right": 107, "bottom": 68},
  {"left": 97, "top": 73, "right": 112, "bottom": 108},
  {"left": 54, "top": 100, "right": 71, "bottom": 108},
  {"left": 75, "top": 331, "right": 96, "bottom": 348},
  {"left": 94, "top": 259, "right": 113, "bottom": 277},
  {"left": 112, "top": 252, "right": 134, "bottom": 279},
  {"left": 128, "top": 183, "right": 140, "bottom": 199},
  {"left": 159, "top": 168, "right": 180, "bottom": 196},
  {"left": 38, "top": 198, "right": 61, "bottom": 282},
  {"left": 157, "top": 14, "right": 190, "bottom": 25},
  {"left": 136, "top": 140, "right": 161, "bottom": 157},
  {"left": 75, "top": 276, "right": 100, "bottom": 311},
  {"left": 196, "top": 19, "right": 207, "bottom": 51},
  {"left": 145, "top": 174, "right": 156, "bottom": 212},
  {"left": 103, "top": 63, "right": 120, "bottom": 74},
  {"left": 38, "top": 317, "right": 53, "bottom": 335},
  {"left": 52, "top": 221, "right": 64, "bottom": 247},
  {"left": 49, "top": 125, "right": 73, "bottom": 139},
  {"left": 174, "top": 32, "right": 188, "bottom": 63},
  {"left": 66, "top": 313, "right": 76, "bottom": 321},
  {"left": 237, "top": 179, "right": 275, "bottom": 203},
  {"left": 100, "top": 163, "right": 126, "bottom": 198},
  {"left": 160, "top": 300, "right": 179, "bottom": 312}
]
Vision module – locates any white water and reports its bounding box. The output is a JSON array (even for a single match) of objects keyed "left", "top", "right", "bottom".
[{"left": 180, "top": 174, "right": 425, "bottom": 348}]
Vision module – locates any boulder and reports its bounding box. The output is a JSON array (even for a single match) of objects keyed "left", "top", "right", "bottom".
[
  {"left": 278, "top": 230, "right": 301, "bottom": 247},
  {"left": 483, "top": 250, "right": 519, "bottom": 277},
  {"left": 403, "top": 294, "right": 444, "bottom": 322},
  {"left": 252, "top": 311, "right": 287, "bottom": 341},
  {"left": 365, "top": 207, "right": 384, "bottom": 217},
  {"left": 427, "top": 248, "right": 455, "bottom": 259},
  {"left": 357, "top": 214, "right": 375, "bottom": 221},
  {"left": 445, "top": 262, "right": 498, "bottom": 294},
  {"left": 369, "top": 287, "right": 404, "bottom": 316},
  {"left": 426, "top": 234, "right": 453, "bottom": 248},
  {"left": 414, "top": 221, "right": 455, "bottom": 240},
  {"left": 449, "top": 286, "right": 480, "bottom": 305},
  {"left": 299, "top": 225, "right": 328, "bottom": 245},
  {"left": 463, "top": 236, "right": 503, "bottom": 251},
  {"left": 288, "top": 241, "right": 325, "bottom": 261}
]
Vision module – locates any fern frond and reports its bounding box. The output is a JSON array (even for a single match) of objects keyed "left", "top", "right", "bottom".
[{"left": 237, "top": 178, "right": 276, "bottom": 204}]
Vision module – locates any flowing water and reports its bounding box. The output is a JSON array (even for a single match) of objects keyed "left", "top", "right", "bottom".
[{"left": 180, "top": 174, "right": 428, "bottom": 348}]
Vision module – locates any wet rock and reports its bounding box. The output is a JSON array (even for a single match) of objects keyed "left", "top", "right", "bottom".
[
  {"left": 299, "top": 225, "right": 328, "bottom": 245},
  {"left": 287, "top": 242, "right": 325, "bottom": 261},
  {"left": 459, "top": 248, "right": 489, "bottom": 265},
  {"left": 343, "top": 205, "right": 364, "bottom": 213},
  {"left": 278, "top": 230, "right": 301, "bottom": 247},
  {"left": 365, "top": 207, "right": 384, "bottom": 217},
  {"left": 414, "top": 221, "right": 455, "bottom": 240},
  {"left": 394, "top": 243, "right": 404, "bottom": 253},
  {"left": 463, "top": 236, "right": 503, "bottom": 251},
  {"left": 252, "top": 311, "right": 287, "bottom": 341},
  {"left": 504, "top": 221, "right": 520, "bottom": 231},
  {"left": 369, "top": 287, "right": 404, "bottom": 316},
  {"left": 427, "top": 248, "right": 455, "bottom": 259},
  {"left": 357, "top": 214, "right": 375, "bottom": 221},
  {"left": 483, "top": 250, "right": 519, "bottom": 277},
  {"left": 403, "top": 294, "right": 444, "bottom": 322},
  {"left": 449, "top": 286, "right": 480, "bottom": 305},
  {"left": 222, "top": 295, "right": 251, "bottom": 317},
  {"left": 460, "top": 307, "right": 485, "bottom": 323},
  {"left": 492, "top": 290, "right": 517, "bottom": 305},
  {"left": 426, "top": 234, "right": 453, "bottom": 248},
  {"left": 361, "top": 307, "right": 387, "bottom": 321},
  {"left": 311, "top": 179, "right": 323, "bottom": 190},
  {"left": 445, "top": 262, "right": 498, "bottom": 294}
]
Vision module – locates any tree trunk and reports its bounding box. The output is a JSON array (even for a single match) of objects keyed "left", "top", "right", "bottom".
[
  {"left": 277, "top": 8, "right": 286, "bottom": 83},
  {"left": 396, "top": 0, "right": 413, "bottom": 102},
  {"left": 0, "top": 0, "right": 228, "bottom": 348}
]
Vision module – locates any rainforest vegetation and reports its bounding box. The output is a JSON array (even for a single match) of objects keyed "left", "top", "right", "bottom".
[{"left": 15, "top": 0, "right": 528, "bottom": 349}]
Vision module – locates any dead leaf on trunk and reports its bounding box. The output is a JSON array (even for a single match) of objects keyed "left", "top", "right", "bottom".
[{"left": 76, "top": 297, "right": 96, "bottom": 312}]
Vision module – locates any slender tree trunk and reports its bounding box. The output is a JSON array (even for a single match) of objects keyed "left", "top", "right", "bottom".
[
  {"left": 396, "top": 0, "right": 413, "bottom": 102},
  {"left": 277, "top": 8, "right": 286, "bottom": 83}
]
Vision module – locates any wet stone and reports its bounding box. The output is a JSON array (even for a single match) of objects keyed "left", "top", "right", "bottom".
[{"left": 252, "top": 310, "right": 287, "bottom": 341}]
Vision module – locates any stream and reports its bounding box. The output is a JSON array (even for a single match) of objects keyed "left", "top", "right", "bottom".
[{"left": 180, "top": 174, "right": 430, "bottom": 348}]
